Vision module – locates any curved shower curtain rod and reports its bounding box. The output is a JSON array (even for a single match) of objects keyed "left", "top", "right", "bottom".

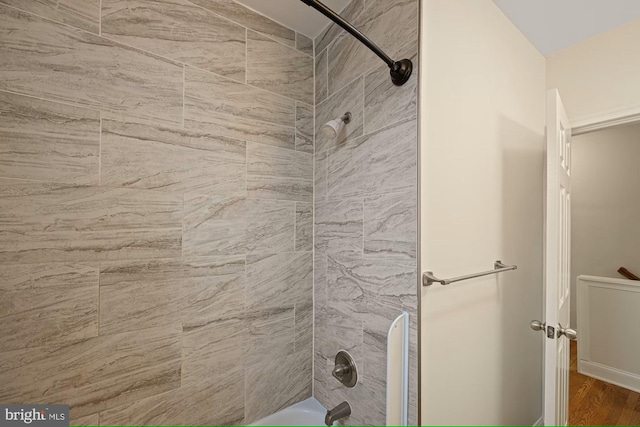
[{"left": 299, "top": 0, "right": 413, "bottom": 86}]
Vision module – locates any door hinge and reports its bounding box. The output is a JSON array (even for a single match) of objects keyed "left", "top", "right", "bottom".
[{"left": 546, "top": 325, "right": 555, "bottom": 339}]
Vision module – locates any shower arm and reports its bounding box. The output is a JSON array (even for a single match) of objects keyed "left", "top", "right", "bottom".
[{"left": 299, "top": 0, "right": 412, "bottom": 86}]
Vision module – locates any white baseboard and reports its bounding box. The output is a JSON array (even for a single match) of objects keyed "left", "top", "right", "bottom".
[
  {"left": 579, "top": 360, "right": 640, "bottom": 394},
  {"left": 532, "top": 415, "right": 543, "bottom": 426}
]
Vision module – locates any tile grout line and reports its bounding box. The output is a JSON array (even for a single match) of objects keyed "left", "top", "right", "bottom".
[
  {"left": 325, "top": 43, "right": 330, "bottom": 99},
  {"left": 181, "top": 195, "right": 185, "bottom": 260},
  {"left": 97, "top": 261, "right": 101, "bottom": 337},
  {"left": 311, "top": 37, "right": 316, "bottom": 398},
  {"left": 361, "top": 72, "right": 366, "bottom": 134},
  {"left": 324, "top": 145, "right": 329, "bottom": 203},
  {"left": 294, "top": 100, "right": 298, "bottom": 252},
  {"left": 362, "top": 198, "right": 365, "bottom": 258},
  {"left": 245, "top": 140, "right": 249, "bottom": 195},
  {"left": 182, "top": 64, "right": 186, "bottom": 128},
  {"left": 242, "top": 253, "right": 247, "bottom": 425},
  {"left": 293, "top": 301, "right": 297, "bottom": 354},
  {"left": 360, "top": 319, "right": 365, "bottom": 385},
  {"left": 245, "top": 28, "right": 248, "bottom": 84},
  {"left": 293, "top": 202, "right": 297, "bottom": 252},
  {"left": 98, "top": 113, "right": 102, "bottom": 186}
]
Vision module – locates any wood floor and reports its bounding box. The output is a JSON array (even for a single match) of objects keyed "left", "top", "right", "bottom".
[{"left": 569, "top": 341, "right": 640, "bottom": 425}]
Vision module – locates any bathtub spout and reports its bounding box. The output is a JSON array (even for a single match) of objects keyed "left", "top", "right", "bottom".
[{"left": 325, "top": 401, "right": 351, "bottom": 426}]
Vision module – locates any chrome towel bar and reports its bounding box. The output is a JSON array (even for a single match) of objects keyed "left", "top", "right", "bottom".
[{"left": 422, "top": 260, "right": 517, "bottom": 286}]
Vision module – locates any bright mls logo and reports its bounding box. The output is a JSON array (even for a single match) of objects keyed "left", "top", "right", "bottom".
[{"left": 1, "top": 405, "right": 68, "bottom": 427}]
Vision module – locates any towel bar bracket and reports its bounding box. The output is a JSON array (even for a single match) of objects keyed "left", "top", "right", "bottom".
[{"left": 422, "top": 260, "right": 517, "bottom": 286}]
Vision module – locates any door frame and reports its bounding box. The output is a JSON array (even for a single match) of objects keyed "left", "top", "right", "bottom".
[
  {"left": 542, "top": 101, "right": 640, "bottom": 426},
  {"left": 571, "top": 105, "right": 640, "bottom": 135}
]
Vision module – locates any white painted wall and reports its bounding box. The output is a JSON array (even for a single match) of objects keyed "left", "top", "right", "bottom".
[
  {"left": 547, "top": 18, "right": 640, "bottom": 124},
  {"left": 419, "top": 0, "right": 546, "bottom": 424},
  {"left": 570, "top": 122, "right": 640, "bottom": 326}
]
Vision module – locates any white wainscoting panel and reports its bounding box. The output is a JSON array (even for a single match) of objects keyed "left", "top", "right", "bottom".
[{"left": 577, "top": 275, "right": 640, "bottom": 392}]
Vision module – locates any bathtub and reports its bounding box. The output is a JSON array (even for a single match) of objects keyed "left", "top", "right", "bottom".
[{"left": 251, "top": 397, "right": 328, "bottom": 426}]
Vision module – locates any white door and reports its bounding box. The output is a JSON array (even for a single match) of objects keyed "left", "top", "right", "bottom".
[{"left": 542, "top": 89, "right": 576, "bottom": 426}]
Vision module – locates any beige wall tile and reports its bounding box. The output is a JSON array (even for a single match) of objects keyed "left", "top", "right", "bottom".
[
  {"left": 0, "top": 91, "right": 100, "bottom": 185},
  {"left": 314, "top": 0, "right": 364, "bottom": 54},
  {"left": 0, "top": 0, "right": 320, "bottom": 421},
  {"left": 182, "top": 315, "right": 246, "bottom": 369},
  {"left": 99, "top": 256, "right": 245, "bottom": 335},
  {"left": 0, "top": 262, "right": 98, "bottom": 352},
  {"left": 247, "top": 30, "right": 314, "bottom": 104},
  {"left": 314, "top": 198, "right": 363, "bottom": 256},
  {"left": 247, "top": 142, "right": 312, "bottom": 179},
  {"left": 183, "top": 195, "right": 295, "bottom": 257},
  {"left": 0, "top": 0, "right": 100, "bottom": 33},
  {"left": 364, "top": 191, "right": 417, "bottom": 259},
  {"left": 101, "top": 119, "right": 246, "bottom": 196},
  {"left": 246, "top": 252, "right": 312, "bottom": 310},
  {"left": 295, "top": 302, "right": 313, "bottom": 354},
  {"left": 98, "top": 389, "right": 183, "bottom": 426},
  {"left": 295, "top": 202, "right": 313, "bottom": 251},
  {"left": 185, "top": 66, "right": 296, "bottom": 149},
  {"left": 295, "top": 102, "right": 314, "bottom": 153},
  {"left": 295, "top": 32, "right": 313, "bottom": 56},
  {"left": 0, "top": 5, "right": 183, "bottom": 127},
  {"left": 245, "top": 305, "right": 296, "bottom": 366},
  {"left": 245, "top": 350, "right": 312, "bottom": 423},
  {"left": 69, "top": 412, "right": 99, "bottom": 426},
  {"left": 327, "top": 118, "right": 417, "bottom": 199},
  {"left": 246, "top": 307, "right": 295, "bottom": 366},
  {"left": 313, "top": 2, "right": 420, "bottom": 424},
  {"left": 0, "top": 325, "right": 182, "bottom": 419},
  {"left": 101, "top": 0, "right": 246, "bottom": 81},
  {"left": 315, "top": 48, "right": 328, "bottom": 105},
  {"left": 189, "top": 0, "right": 294, "bottom": 48},
  {"left": 247, "top": 175, "right": 312, "bottom": 202},
  {"left": 0, "top": 180, "right": 182, "bottom": 263},
  {"left": 99, "top": 361, "right": 245, "bottom": 426},
  {"left": 246, "top": 141, "right": 313, "bottom": 202},
  {"left": 314, "top": 150, "right": 328, "bottom": 203}
]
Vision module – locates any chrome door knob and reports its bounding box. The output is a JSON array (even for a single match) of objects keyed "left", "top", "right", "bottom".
[
  {"left": 557, "top": 324, "right": 577, "bottom": 340},
  {"left": 530, "top": 320, "right": 546, "bottom": 332}
]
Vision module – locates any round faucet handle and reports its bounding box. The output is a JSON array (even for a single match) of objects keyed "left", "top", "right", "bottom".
[{"left": 332, "top": 363, "right": 350, "bottom": 377}]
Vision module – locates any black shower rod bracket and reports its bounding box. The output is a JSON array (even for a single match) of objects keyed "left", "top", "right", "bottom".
[{"left": 300, "top": 0, "right": 413, "bottom": 86}]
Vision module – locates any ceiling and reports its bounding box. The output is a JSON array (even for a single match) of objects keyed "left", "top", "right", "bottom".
[
  {"left": 236, "top": 0, "right": 351, "bottom": 39},
  {"left": 493, "top": 0, "right": 640, "bottom": 56},
  {"left": 237, "top": 0, "right": 640, "bottom": 55}
]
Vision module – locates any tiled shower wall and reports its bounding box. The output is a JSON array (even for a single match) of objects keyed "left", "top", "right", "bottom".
[
  {"left": 312, "top": 0, "right": 419, "bottom": 425},
  {"left": 0, "top": 1, "right": 314, "bottom": 424}
]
